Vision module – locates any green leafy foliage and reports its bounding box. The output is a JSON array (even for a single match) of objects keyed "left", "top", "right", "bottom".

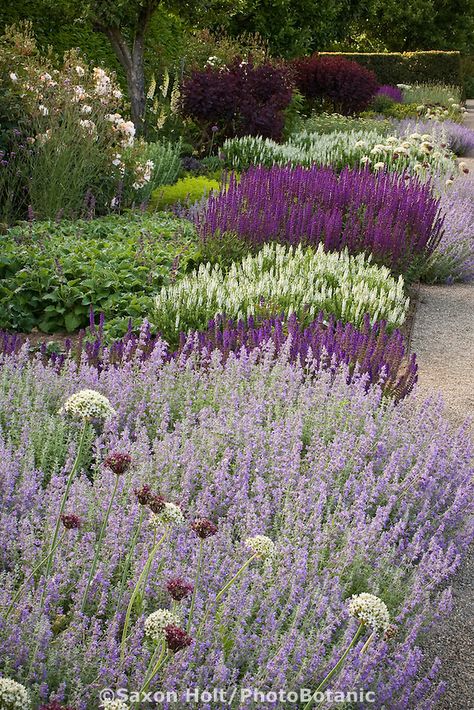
[
  {"left": 150, "top": 176, "right": 220, "bottom": 210},
  {"left": 0, "top": 213, "right": 198, "bottom": 334}
]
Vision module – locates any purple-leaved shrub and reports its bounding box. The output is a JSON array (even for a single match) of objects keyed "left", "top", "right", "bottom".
[{"left": 0, "top": 343, "right": 472, "bottom": 707}]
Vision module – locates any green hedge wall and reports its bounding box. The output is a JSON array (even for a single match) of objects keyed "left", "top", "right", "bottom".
[{"left": 319, "top": 51, "right": 463, "bottom": 87}]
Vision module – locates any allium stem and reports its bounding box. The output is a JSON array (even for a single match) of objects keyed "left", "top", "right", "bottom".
[
  {"left": 120, "top": 527, "right": 169, "bottom": 662},
  {"left": 215, "top": 553, "right": 258, "bottom": 605},
  {"left": 198, "top": 552, "right": 258, "bottom": 637},
  {"left": 3, "top": 532, "right": 66, "bottom": 622},
  {"left": 187, "top": 539, "right": 203, "bottom": 632},
  {"left": 140, "top": 640, "right": 165, "bottom": 693},
  {"left": 116, "top": 508, "right": 145, "bottom": 610},
  {"left": 29, "top": 421, "right": 88, "bottom": 675},
  {"left": 81, "top": 473, "right": 120, "bottom": 612},
  {"left": 139, "top": 649, "right": 171, "bottom": 696},
  {"left": 302, "top": 622, "right": 365, "bottom": 710}
]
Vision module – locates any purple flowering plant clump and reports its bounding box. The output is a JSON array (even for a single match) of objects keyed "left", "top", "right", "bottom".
[
  {"left": 376, "top": 85, "right": 404, "bottom": 103},
  {"left": 0, "top": 310, "right": 417, "bottom": 401},
  {"left": 195, "top": 165, "right": 444, "bottom": 273},
  {"left": 0, "top": 344, "right": 472, "bottom": 708}
]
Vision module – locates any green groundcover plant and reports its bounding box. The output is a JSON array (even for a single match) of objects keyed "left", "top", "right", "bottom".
[
  {"left": 153, "top": 242, "right": 409, "bottom": 344},
  {"left": 0, "top": 213, "right": 198, "bottom": 334}
]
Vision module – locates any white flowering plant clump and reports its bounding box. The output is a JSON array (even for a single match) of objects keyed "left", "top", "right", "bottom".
[
  {"left": 60, "top": 389, "right": 116, "bottom": 422},
  {"left": 245, "top": 535, "right": 275, "bottom": 560},
  {"left": 153, "top": 242, "right": 409, "bottom": 341},
  {"left": 348, "top": 593, "right": 390, "bottom": 634},
  {"left": 223, "top": 128, "right": 457, "bottom": 179},
  {"left": 0, "top": 677, "right": 31, "bottom": 710},
  {"left": 144, "top": 609, "right": 180, "bottom": 644}
]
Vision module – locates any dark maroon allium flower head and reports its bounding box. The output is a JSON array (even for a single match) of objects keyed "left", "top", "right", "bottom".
[
  {"left": 166, "top": 577, "right": 194, "bottom": 601},
  {"left": 60, "top": 514, "right": 81, "bottom": 530},
  {"left": 164, "top": 624, "right": 193, "bottom": 653},
  {"left": 384, "top": 624, "right": 399, "bottom": 641},
  {"left": 134, "top": 484, "right": 153, "bottom": 506},
  {"left": 148, "top": 494, "right": 166, "bottom": 514},
  {"left": 104, "top": 451, "right": 132, "bottom": 475},
  {"left": 191, "top": 517, "right": 218, "bottom": 539},
  {"left": 39, "top": 702, "right": 76, "bottom": 710}
]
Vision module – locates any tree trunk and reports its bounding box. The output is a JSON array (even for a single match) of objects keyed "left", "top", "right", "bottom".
[{"left": 102, "top": 26, "right": 147, "bottom": 135}]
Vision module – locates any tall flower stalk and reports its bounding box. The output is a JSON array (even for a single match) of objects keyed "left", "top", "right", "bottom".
[
  {"left": 302, "top": 593, "right": 390, "bottom": 709},
  {"left": 120, "top": 500, "right": 184, "bottom": 662},
  {"left": 81, "top": 452, "right": 131, "bottom": 612}
]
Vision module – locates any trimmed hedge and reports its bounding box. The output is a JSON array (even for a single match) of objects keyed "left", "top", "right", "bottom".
[{"left": 319, "top": 52, "right": 462, "bottom": 88}]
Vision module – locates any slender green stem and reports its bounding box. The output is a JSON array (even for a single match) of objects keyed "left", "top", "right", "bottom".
[
  {"left": 198, "top": 553, "right": 258, "bottom": 638},
  {"left": 302, "top": 623, "right": 366, "bottom": 710},
  {"left": 3, "top": 532, "right": 66, "bottom": 622},
  {"left": 29, "top": 421, "right": 88, "bottom": 675},
  {"left": 187, "top": 539, "right": 203, "bottom": 633},
  {"left": 81, "top": 474, "right": 120, "bottom": 612},
  {"left": 139, "top": 650, "right": 171, "bottom": 695},
  {"left": 120, "top": 528, "right": 168, "bottom": 662},
  {"left": 141, "top": 640, "right": 165, "bottom": 691},
  {"left": 215, "top": 553, "right": 257, "bottom": 605},
  {"left": 42, "top": 422, "right": 88, "bottom": 593},
  {"left": 360, "top": 630, "right": 375, "bottom": 655},
  {"left": 116, "top": 508, "right": 145, "bottom": 610}
]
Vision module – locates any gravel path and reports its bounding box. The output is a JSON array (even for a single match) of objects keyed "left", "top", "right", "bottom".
[{"left": 410, "top": 100, "right": 474, "bottom": 708}]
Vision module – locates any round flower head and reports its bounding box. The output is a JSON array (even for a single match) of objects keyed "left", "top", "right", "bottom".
[
  {"left": 166, "top": 577, "right": 194, "bottom": 601},
  {"left": 104, "top": 452, "right": 132, "bottom": 476},
  {"left": 134, "top": 484, "right": 153, "bottom": 506},
  {"left": 144, "top": 609, "right": 180, "bottom": 644},
  {"left": 100, "top": 702, "right": 129, "bottom": 710},
  {"left": 164, "top": 624, "right": 193, "bottom": 653},
  {"left": 150, "top": 502, "right": 184, "bottom": 529},
  {"left": 191, "top": 518, "right": 218, "bottom": 539},
  {"left": 60, "top": 513, "right": 81, "bottom": 530},
  {"left": 245, "top": 534, "right": 275, "bottom": 560},
  {"left": 60, "top": 389, "right": 116, "bottom": 421},
  {"left": 348, "top": 593, "right": 390, "bottom": 634},
  {"left": 0, "top": 678, "right": 31, "bottom": 709},
  {"left": 148, "top": 494, "right": 166, "bottom": 514}
]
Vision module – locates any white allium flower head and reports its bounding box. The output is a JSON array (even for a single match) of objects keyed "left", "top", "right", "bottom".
[
  {"left": 144, "top": 609, "right": 179, "bottom": 643},
  {"left": 348, "top": 592, "right": 390, "bottom": 634},
  {"left": 0, "top": 678, "right": 31, "bottom": 709},
  {"left": 100, "top": 701, "right": 129, "bottom": 710},
  {"left": 245, "top": 534, "right": 275, "bottom": 560},
  {"left": 150, "top": 502, "right": 185, "bottom": 528},
  {"left": 60, "top": 389, "right": 116, "bottom": 421}
]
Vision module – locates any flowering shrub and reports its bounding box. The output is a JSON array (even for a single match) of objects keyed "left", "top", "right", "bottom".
[
  {"left": 196, "top": 165, "right": 444, "bottom": 273},
  {"left": 222, "top": 130, "right": 457, "bottom": 179},
  {"left": 153, "top": 242, "right": 409, "bottom": 342},
  {"left": 292, "top": 54, "right": 378, "bottom": 115},
  {"left": 0, "top": 346, "right": 472, "bottom": 707},
  {"left": 180, "top": 59, "right": 293, "bottom": 144},
  {"left": 0, "top": 24, "right": 180, "bottom": 221}
]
